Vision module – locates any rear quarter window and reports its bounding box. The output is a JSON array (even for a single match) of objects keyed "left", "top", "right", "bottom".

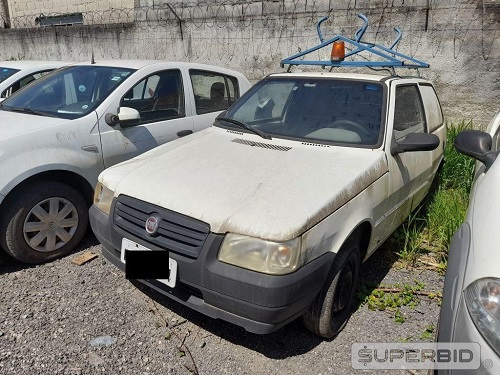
[
  {"left": 419, "top": 84, "right": 444, "bottom": 133},
  {"left": 189, "top": 70, "right": 240, "bottom": 114}
]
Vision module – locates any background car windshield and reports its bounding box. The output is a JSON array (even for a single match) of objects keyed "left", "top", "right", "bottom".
[
  {"left": 0, "top": 67, "right": 20, "bottom": 83},
  {"left": 223, "top": 78, "right": 385, "bottom": 146},
  {"left": 1, "top": 66, "right": 135, "bottom": 119}
]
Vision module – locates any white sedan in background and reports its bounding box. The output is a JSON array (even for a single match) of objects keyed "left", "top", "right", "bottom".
[
  {"left": 437, "top": 110, "right": 500, "bottom": 374},
  {"left": 0, "top": 60, "right": 251, "bottom": 265},
  {"left": 0, "top": 60, "right": 68, "bottom": 98}
]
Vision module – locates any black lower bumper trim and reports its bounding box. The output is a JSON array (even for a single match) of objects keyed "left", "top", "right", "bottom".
[{"left": 90, "top": 203, "right": 335, "bottom": 334}]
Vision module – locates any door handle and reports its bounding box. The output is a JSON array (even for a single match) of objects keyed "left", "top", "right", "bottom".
[
  {"left": 177, "top": 130, "right": 193, "bottom": 138},
  {"left": 81, "top": 145, "right": 99, "bottom": 153}
]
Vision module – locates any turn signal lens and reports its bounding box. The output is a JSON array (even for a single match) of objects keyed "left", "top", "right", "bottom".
[{"left": 331, "top": 41, "right": 345, "bottom": 61}]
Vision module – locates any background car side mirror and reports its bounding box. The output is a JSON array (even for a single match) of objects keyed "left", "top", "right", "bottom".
[
  {"left": 105, "top": 107, "right": 141, "bottom": 128},
  {"left": 391, "top": 132, "right": 440, "bottom": 155},
  {"left": 454, "top": 130, "right": 498, "bottom": 169}
]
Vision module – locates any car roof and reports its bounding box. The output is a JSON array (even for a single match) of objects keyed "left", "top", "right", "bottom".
[
  {"left": 73, "top": 60, "right": 245, "bottom": 74},
  {"left": 0, "top": 60, "right": 69, "bottom": 69},
  {"left": 268, "top": 71, "right": 430, "bottom": 83}
]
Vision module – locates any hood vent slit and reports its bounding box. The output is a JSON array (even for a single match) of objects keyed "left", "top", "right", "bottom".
[{"left": 231, "top": 138, "right": 291, "bottom": 152}]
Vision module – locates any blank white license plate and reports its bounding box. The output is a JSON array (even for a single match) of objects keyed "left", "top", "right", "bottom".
[{"left": 120, "top": 238, "right": 177, "bottom": 288}]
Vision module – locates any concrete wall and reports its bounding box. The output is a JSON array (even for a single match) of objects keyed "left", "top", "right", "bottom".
[
  {"left": 6, "top": 0, "right": 135, "bottom": 26},
  {"left": 0, "top": 0, "right": 498, "bottom": 125},
  {"left": 0, "top": 1, "right": 7, "bottom": 28}
]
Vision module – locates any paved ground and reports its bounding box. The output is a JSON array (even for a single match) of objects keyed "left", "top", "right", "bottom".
[{"left": 0, "top": 232, "right": 444, "bottom": 375}]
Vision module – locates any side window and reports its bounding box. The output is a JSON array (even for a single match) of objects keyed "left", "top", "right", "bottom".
[
  {"left": 121, "top": 70, "right": 185, "bottom": 124},
  {"left": 1, "top": 70, "right": 53, "bottom": 98},
  {"left": 190, "top": 70, "right": 240, "bottom": 114},
  {"left": 494, "top": 131, "right": 500, "bottom": 152},
  {"left": 419, "top": 84, "right": 443, "bottom": 133},
  {"left": 494, "top": 123, "right": 500, "bottom": 152},
  {"left": 393, "top": 85, "right": 426, "bottom": 141}
]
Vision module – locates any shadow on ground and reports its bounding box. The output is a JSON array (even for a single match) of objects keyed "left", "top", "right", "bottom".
[
  {"left": 131, "top": 243, "right": 399, "bottom": 360},
  {"left": 0, "top": 230, "right": 99, "bottom": 276}
]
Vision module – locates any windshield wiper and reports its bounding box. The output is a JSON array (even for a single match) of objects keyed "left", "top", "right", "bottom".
[
  {"left": 217, "top": 117, "right": 272, "bottom": 140},
  {"left": 8, "top": 106, "right": 54, "bottom": 117}
]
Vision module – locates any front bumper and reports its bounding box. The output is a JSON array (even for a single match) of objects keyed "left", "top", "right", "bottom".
[
  {"left": 435, "top": 296, "right": 500, "bottom": 375},
  {"left": 89, "top": 204, "right": 335, "bottom": 334}
]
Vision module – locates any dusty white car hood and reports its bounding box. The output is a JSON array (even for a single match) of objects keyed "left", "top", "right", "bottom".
[
  {"left": 106, "top": 127, "right": 388, "bottom": 241},
  {"left": 0, "top": 110, "right": 67, "bottom": 140}
]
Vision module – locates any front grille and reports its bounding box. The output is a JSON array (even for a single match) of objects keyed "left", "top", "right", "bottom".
[{"left": 114, "top": 195, "right": 210, "bottom": 259}]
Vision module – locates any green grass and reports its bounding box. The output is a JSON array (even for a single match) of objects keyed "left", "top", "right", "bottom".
[
  {"left": 357, "top": 280, "right": 442, "bottom": 324},
  {"left": 426, "top": 188, "right": 468, "bottom": 252},
  {"left": 391, "top": 120, "right": 476, "bottom": 270},
  {"left": 420, "top": 324, "right": 435, "bottom": 341},
  {"left": 438, "top": 120, "right": 476, "bottom": 192}
]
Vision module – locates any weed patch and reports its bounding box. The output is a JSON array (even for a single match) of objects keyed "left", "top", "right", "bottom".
[{"left": 357, "top": 281, "right": 441, "bottom": 324}]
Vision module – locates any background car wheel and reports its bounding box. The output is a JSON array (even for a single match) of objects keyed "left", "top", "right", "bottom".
[
  {"left": 302, "top": 240, "right": 361, "bottom": 338},
  {"left": 0, "top": 181, "right": 88, "bottom": 264}
]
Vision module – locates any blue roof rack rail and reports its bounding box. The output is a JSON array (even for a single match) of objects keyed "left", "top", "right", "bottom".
[{"left": 280, "top": 13, "right": 429, "bottom": 71}]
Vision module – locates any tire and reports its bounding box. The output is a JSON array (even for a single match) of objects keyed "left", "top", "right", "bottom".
[
  {"left": 0, "top": 181, "right": 88, "bottom": 264},
  {"left": 302, "top": 240, "right": 361, "bottom": 338}
]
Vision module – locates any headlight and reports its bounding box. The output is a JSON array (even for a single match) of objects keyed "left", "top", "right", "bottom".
[
  {"left": 93, "top": 181, "right": 114, "bottom": 215},
  {"left": 218, "top": 233, "right": 301, "bottom": 275},
  {"left": 464, "top": 278, "right": 500, "bottom": 357}
]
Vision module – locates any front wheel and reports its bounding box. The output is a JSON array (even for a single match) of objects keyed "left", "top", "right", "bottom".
[
  {"left": 0, "top": 181, "right": 88, "bottom": 264},
  {"left": 302, "top": 241, "right": 361, "bottom": 338}
]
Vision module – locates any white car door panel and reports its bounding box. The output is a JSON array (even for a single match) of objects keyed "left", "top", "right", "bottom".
[
  {"left": 98, "top": 69, "right": 195, "bottom": 169},
  {"left": 98, "top": 116, "right": 194, "bottom": 168}
]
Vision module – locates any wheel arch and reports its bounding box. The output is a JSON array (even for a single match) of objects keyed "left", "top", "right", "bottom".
[
  {"left": 0, "top": 170, "right": 94, "bottom": 211},
  {"left": 346, "top": 221, "right": 372, "bottom": 262}
]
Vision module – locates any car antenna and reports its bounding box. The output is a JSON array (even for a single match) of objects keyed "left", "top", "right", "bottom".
[{"left": 91, "top": 52, "right": 95, "bottom": 65}]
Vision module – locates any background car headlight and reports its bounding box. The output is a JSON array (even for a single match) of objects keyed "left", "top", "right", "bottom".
[
  {"left": 464, "top": 278, "right": 500, "bottom": 357},
  {"left": 93, "top": 181, "right": 114, "bottom": 215},
  {"left": 218, "top": 233, "right": 301, "bottom": 275}
]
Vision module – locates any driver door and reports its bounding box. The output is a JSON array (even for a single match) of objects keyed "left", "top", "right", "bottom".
[{"left": 98, "top": 69, "right": 195, "bottom": 168}]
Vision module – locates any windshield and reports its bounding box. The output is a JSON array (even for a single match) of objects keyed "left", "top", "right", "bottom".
[
  {"left": 0, "top": 65, "right": 135, "bottom": 119},
  {"left": 0, "top": 67, "right": 20, "bottom": 83},
  {"left": 219, "top": 77, "right": 385, "bottom": 147}
]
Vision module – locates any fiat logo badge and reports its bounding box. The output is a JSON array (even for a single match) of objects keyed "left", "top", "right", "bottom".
[{"left": 145, "top": 214, "right": 160, "bottom": 235}]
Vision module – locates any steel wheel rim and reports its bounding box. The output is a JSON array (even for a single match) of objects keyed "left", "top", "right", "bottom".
[
  {"left": 333, "top": 257, "right": 355, "bottom": 313},
  {"left": 23, "top": 197, "right": 79, "bottom": 253}
]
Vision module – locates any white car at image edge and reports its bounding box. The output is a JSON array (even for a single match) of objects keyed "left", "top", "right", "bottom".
[
  {"left": 0, "top": 60, "right": 68, "bottom": 98},
  {"left": 437, "top": 110, "right": 500, "bottom": 374},
  {"left": 0, "top": 60, "right": 251, "bottom": 264}
]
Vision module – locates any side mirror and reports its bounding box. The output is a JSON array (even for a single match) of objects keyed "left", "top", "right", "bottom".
[
  {"left": 391, "top": 132, "right": 440, "bottom": 155},
  {"left": 0, "top": 97, "right": 6, "bottom": 103},
  {"left": 454, "top": 130, "right": 497, "bottom": 169},
  {"left": 105, "top": 107, "right": 141, "bottom": 128}
]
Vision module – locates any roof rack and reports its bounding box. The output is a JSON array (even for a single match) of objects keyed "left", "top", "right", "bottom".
[{"left": 280, "top": 14, "right": 429, "bottom": 72}]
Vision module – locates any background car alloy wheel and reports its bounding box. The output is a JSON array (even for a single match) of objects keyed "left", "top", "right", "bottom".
[
  {"left": 23, "top": 197, "right": 79, "bottom": 253},
  {"left": 0, "top": 181, "right": 88, "bottom": 264}
]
